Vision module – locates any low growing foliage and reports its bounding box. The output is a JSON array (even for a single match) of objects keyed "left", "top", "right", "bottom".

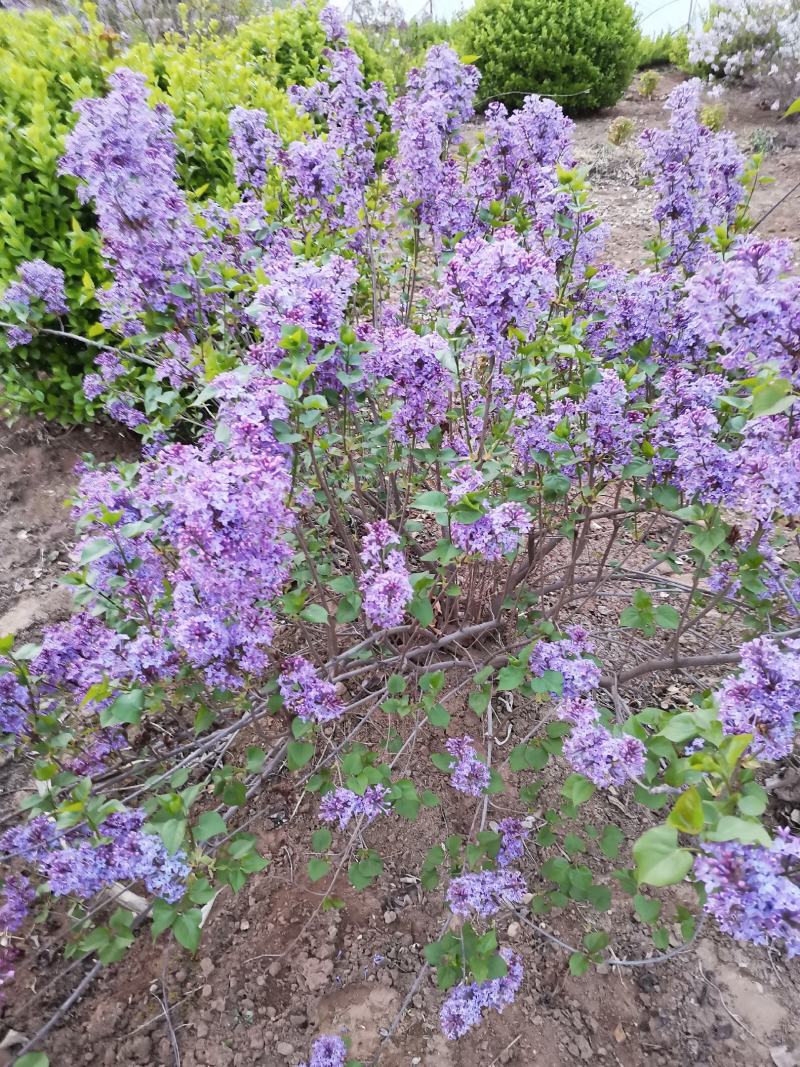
[{"left": 1, "top": 7, "right": 800, "bottom": 1060}]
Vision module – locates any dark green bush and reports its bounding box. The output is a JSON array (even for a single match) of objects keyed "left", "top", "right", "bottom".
[{"left": 462, "top": 0, "right": 639, "bottom": 114}]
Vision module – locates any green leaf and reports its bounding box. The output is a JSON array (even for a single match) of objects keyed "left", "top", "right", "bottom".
[
  {"left": 287, "top": 740, "right": 315, "bottom": 771},
  {"left": 634, "top": 893, "right": 662, "bottom": 924},
  {"left": 431, "top": 752, "right": 454, "bottom": 772},
  {"left": 193, "top": 811, "right": 227, "bottom": 842},
  {"left": 633, "top": 825, "right": 693, "bottom": 887},
  {"left": 409, "top": 594, "right": 434, "bottom": 627},
  {"left": 561, "top": 774, "right": 595, "bottom": 806},
  {"left": 654, "top": 604, "right": 680, "bottom": 629},
  {"left": 307, "top": 858, "right": 330, "bottom": 882},
  {"left": 599, "top": 824, "right": 623, "bottom": 860},
  {"left": 79, "top": 537, "right": 114, "bottom": 565},
  {"left": 300, "top": 603, "right": 328, "bottom": 624},
  {"left": 99, "top": 689, "right": 145, "bottom": 727},
  {"left": 497, "top": 665, "right": 525, "bottom": 691},
  {"left": 667, "top": 786, "right": 704, "bottom": 835},
  {"left": 413, "top": 490, "right": 448, "bottom": 512},
  {"left": 706, "top": 815, "right": 771, "bottom": 847},
  {"left": 569, "top": 951, "right": 589, "bottom": 976},
  {"left": 311, "top": 828, "right": 332, "bottom": 851},
  {"left": 173, "top": 909, "right": 203, "bottom": 954},
  {"left": 16, "top": 1055, "right": 49, "bottom": 1067},
  {"left": 425, "top": 702, "right": 450, "bottom": 727},
  {"left": 751, "top": 378, "right": 793, "bottom": 417},
  {"left": 783, "top": 97, "right": 800, "bottom": 117},
  {"left": 336, "top": 593, "right": 362, "bottom": 624},
  {"left": 155, "top": 819, "right": 187, "bottom": 856}
]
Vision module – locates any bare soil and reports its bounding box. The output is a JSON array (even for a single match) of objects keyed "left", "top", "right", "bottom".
[{"left": 2, "top": 71, "right": 800, "bottom": 1067}]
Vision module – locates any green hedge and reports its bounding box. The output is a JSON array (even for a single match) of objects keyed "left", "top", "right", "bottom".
[
  {"left": 462, "top": 0, "right": 639, "bottom": 114},
  {"left": 0, "top": 1, "right": 388, "bottom": 422}
]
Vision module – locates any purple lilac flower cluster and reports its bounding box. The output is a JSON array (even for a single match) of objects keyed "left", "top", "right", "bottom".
[
  {"left": 250, "top": 254, "right": 356, "bottom": 361},
  {"left": 528, "top": 626, "right": 600, "bottom": 699},
  {"left": 358, "top": 521, "right": 413, "bottom": 630},
  {"left": 694, "top": 829, "right": 800, "bottom": 957},
  {"left": 365, "top": 326, "right": 453, "bottom": 444},
  {"left": 2, "top": 811, "right": 188, "bottom": 904},
  {"left": 59, "top": 68, "right": 202, "bottom": 329},
  {"left": 716, "top": 636, "right": 800, "bottom": 760},
  {"left": 319, "top": 785, "right": 390, "bottom": 830},
  {"left": 2, "top": 259, "right": 68, "bottom": 347},
  {"left": 496, "top": 818, "right": 529, "bottom": 867},
  {"left": 442, "top": 228, "right": 556, "bottom": 352},
  {"left": 446, "top": 869, "right": 527, "bottom": 918},
  {"left": 440, "top": 947, "right": 523, "bottom": 1039},
  {"left": 640, "top": 79, "right": 744, "bottom": 270},
  {"left": 228, "top": 106, "right": 279, "bottom": 193},
  {"left": 452, "top": 503, "right": 531, "bottom": 562},
  {"left": 0, "top": 667, "right": 31, "bottom": 742},
  {"left": 278, "top": 657, "right": 344, "bottom": 724},
  {"left": 558, "top": 699, "right": 646, "bottom": 788},
  {"left": 448, "top": 465, "right": 484, "bottom": 503},
  {"left": 445, "top": 735, "right": 490, "bottom": 796},
  {"left": 0, "top": 875, "right": 34, "bottom": 934},
  {"left": 299, "top": 1033, "right": 347, "bottom": 1067}
]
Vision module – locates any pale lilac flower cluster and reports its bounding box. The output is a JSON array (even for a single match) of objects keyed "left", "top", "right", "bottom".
[
  {"left": 440, "top": 948, "right": 522, "bottom": 1039},
  {"left": 452, "top": 503, "right": 531, "bottom": 562},
  {"left": 406, "top": 44, "right": 480, "bottom": 137},
  {"left": 684, "top": 238, "right": 800, "bottom": 385},
  {"left": 448, "top": 464, "right": 484, "bottom": 503},
  {"left": 278, "top": 657, "right": 344, "bottom": 724},
  {"left": 445, "top": 735, "right": 490, "bottom": 796},
  {"left": 59, "top": 68, "right": 202, "bottom": 329},
  {"left": 318, "top": 3, "right": 346, "bottom": 41},
  {"left": 559, "top": 699, "right": 646, "bottom": 788},
  {"left": 365, "top": 326, "right": 453, "bottom": 444},
  {"left": 717, "top": 636, "right": 800, "bottom": 760},
  {"left": 446, "top": 869, "right": 527, "bottom": 918},
  {"left": 3, "top": 810, "right": 188, "bottom": 904},
  {"left": 68, "top": 728, "right": 127, "bottom": 776},
  {"left": 228, "top": 106, "right": 279, "bottom": 192},
  {"left": 0, "top": 667, "right": 31, "bottom": 742},
  {"left": 299, "top": 1033, "right": 347, "bottom": 1067},
  {"left": 528, "top": 626, "right": 600, "bottom": 698},
  {"left": 2, "top": 259, "right": 68, "bottom": 346},
  {"left": 358, "top": 521, "right": 413, "bottom": 630},
  {"left": 496, "top": 818, "right": 529, "bottom": 867},
  {"left": 694, "top": 829, "right": 800, "bottom": 957},
  {"left": 0, "top": 875, "right": 34, "bottom": 934},
  {"left": 640, "top": 80, "right": 744, "bottom": 269},
  {"left": 319, "top": 785, "right": 390, "bottom": 830},
  {"left": 250, "top": 254, "right": 356, "bottom": 359},
  {"left": 442, "top": 229, "right": 556, "bottom": 350},
  {"left": 283, "top": 138, "right": 340, "bottom": 213}
]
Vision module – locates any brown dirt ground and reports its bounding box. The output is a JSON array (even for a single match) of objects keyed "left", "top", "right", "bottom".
[{"left": 2, "top": 70, "right": 800, "bottom": 1067}]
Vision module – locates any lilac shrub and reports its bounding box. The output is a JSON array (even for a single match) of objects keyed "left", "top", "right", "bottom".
[{"left": 2, "top": 15, "right": 800, "bottom": 1056}]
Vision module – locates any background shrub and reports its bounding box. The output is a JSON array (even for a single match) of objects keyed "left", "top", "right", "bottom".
[
  {"left": 462, "top": 0, "right": 639, "bottom": 114},
  {"left": 0, "top": 0, "right": 388, "bottom": 422}
]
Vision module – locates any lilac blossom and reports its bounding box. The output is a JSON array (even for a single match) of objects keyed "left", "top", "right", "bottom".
[
  {"left": 365, "top": 326, "right": 453, "bottom": 443},
  {"left": 446, "top": 869, "right": 527, "bottom": 918},
  {"left": 448, "top": 465, "right": 484, "bottom": 503},
  {"left": 0, "top": 875, "right": 34, "bottom": 934},
  {"left": 319, "top": 785, "right": 390, "bottom": 830},
  {"left": 716, "top": 636, "right": 800, "bottom": 760},
  {"left": 299, "top": 1033, "right": 347, "bottom": 1067},
  {"left": 3, "top": 259, "right": 68, "bottom": 316},
  {"left": 442, "top": 228, "right": 556, "bottom": 350},
  {"left": 279, "top": 657, "right": 344, "bottom": 724},
  {"left": 559, "top": 700, "right": 646, "bottom": 788},
  {"left": 0, "top": 816, "right": 60, "bottom": 863},
  {"left": 640, "top": 80, "right": 744, "bottom": 270},
  {"left": 0, "top": 667, "right": 31, "bottom": 742},
  {"left": 528, "top": 626, "right": 600, "bottom": 699},
  {"left": 496, "top": 818, "right": 529, "bottom": 867},
  {"left": 228, "top": 106, "right": 279, "bottom": 192},
  {"left": 250, "top": 254, "right": 356, "bottom": 359},
  {"left": 694, "top": 829, "right": 800, "bottom": 957},
  {"left": 440, "top": 948, "right": 522, "bottom": 1039},
  {"left": 452, "top": 503, "right": 532, "bottom": 562},
  {"left": 445, "top": 735, "right": 490, "bottom": 796},
  {"left": 359, "top": 522, "right": 413, "bottom": 630},
  {"left": 283, "top": 137, "right": 340, "bottom": 213},
  {"left": 59, "top": 68, "right": 203, "bottom": 329}
]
